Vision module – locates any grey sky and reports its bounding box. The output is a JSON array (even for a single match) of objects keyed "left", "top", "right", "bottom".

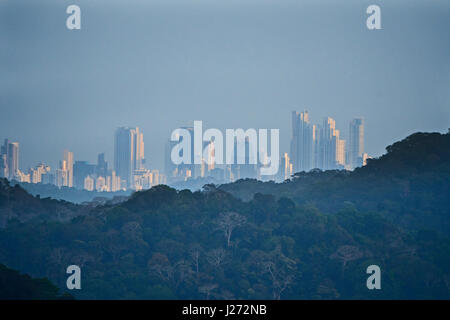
[{"left": 1, "top": 0, "right": 449, "bottom": 171}]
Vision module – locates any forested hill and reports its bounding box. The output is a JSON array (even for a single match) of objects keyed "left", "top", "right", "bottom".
[
  {"left": 0, "top": 264, "right": 72, "bottom": 300},
  {"left": 220, "top": 131, "right": 450, "bottom": 234},
  {"left": 0, "top": 179, "right": 88, "bottom": 227},
  {"left": 0, "top": 131, "right": 448, "bottom": 299},
  {"left": 13, "top": 181, "right": 132, "bottom": 204}
]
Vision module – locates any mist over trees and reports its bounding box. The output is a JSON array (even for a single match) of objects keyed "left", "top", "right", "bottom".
[{"left": 0, "top": 132, "right": 449, "bottom": 299}]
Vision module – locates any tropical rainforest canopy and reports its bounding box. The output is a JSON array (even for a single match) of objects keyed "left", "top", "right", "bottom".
[{"left": 0, "top": 131, "right": 449, "bottom": 299}]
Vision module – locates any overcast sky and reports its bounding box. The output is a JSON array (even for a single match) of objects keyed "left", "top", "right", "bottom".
[{"left": 1, "top": 0, "right": 449, "bottom": 171}]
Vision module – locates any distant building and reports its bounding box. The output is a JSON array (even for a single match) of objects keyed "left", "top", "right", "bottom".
[
  {"left": 132, "top": 168, "right": 166, "bottom": 190},
  {"left": 279, "top": 152, "right": 293, "bottom": 181},
  {"left": 96, "top": 176, "right": 107, "bottom": 192},
  {"left": 96, "top": 153, "right": 108, "bottom": 177},
  {"left": 358, "top": 152, "right": 370, "bottom": 167},
  {"left": 290, "top": 112, "right": 351, "bottom": 173},
  {"left": 29, "top": 163, "right": 51, "bottom": 184},
  {"left": 73, "top": 161, "right": 96, "bottom": 189},
  {"left": 290, "top": 111, "right": 317, "bottom": 173},
  {"left": 318, "top": 117, "right": 346, "bottom": 170},
  {"left": 84, "top": 175, "right": 94, "bottom": 191},
  {"left": 63, "top": 150, "right": 74, "bottom": 187},
  {"left": 0, "top": 139, "right": 19, "bottom": 179},
  {"left": 111, "top": 170, "right": 121, "bottom": 192},
  {"left": 55, "top": 161, "right": 68, "bottom": 187},
  {"left": 165, "top": 127, "right": 197, "bottom": 183},
  {"left": 231, "top": 136, "right": 257, "bottom": 180},
  {"left": 0, "top": 154, "right": 8, "bottom": 178},
  {"left": 15, "top": 170, "right": 30, "bottom": 183},
  {"left": 348, "top": 118, "right": 365, "bottom": 169},
  {"left": 8, "top": 142, "right": 19, "bottom": 178},
  {"left": 114, "top": 127, "right": 145, "bottom": 188},
  {"left": 54, "top": 150, "right": 74, "bottom": 188}
]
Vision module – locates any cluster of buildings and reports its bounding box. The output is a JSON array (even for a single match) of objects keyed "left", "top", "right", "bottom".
[
  {"left": 73, "top": 127, "right": 166, "bottom": 192},
  {"left": 164, "top": 127, "right": 265, "bottom": 184},
  {"left": 163, "top": 112, "right": 368, "bottom": 184},
  {"left": 289, "top": 111, "right": 368, "bottom": 174},
  {"left": 0, "top": 139, "right": 29, "bottom": 182},
  {"left": 1, "top": 111, "right": 368, "bottom": 190},
  {"left": 0, "top": 127, "right": 166, "bottom": 192},
  {"left": 114, "top": 127, "right": 166, "bottom": 191}
]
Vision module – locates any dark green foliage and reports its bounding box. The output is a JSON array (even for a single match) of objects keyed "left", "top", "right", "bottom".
[
  {"left": 220, "top": 132, "right": 450, "bottom": 234},
  {"left": 0, "top": 264, "right": 72, "bottom": 300},
  {"left": 12, "top": 181, "right": 131, "bottom": 204},
  {"left": 0, "top": 132, "right": 448, "bottom": 299},
  {"left": 0, "top": 179, "right": 87, "bottom": 226}
]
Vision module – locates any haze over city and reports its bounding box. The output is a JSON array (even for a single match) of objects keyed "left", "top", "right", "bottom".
[
  {"left": 1, "top": 0, "right": 449, "bottom": 171},
  {"left": 0, "top": 0, "right": 449, "bottom": 304}
]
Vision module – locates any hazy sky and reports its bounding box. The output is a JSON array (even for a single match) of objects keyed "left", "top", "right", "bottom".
[{"left": 1, "top": 0, "right": 449, "bottom": 171}]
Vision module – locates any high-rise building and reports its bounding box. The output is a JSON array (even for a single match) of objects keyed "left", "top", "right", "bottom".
[
  {"left": 0, "top": 139, "right": 21, "bottom": 179},
  {"left": 290, "top": 111, "right": 317, "bottom": 173},
  {"left": 336, "top": 138, "right": 346, "bottom": 167},
  {"left": 279, "top": 152, "right": 293, "bottom": 181},
  {"left": 206, "top": 140, "right": 215, "bottom": 172},
  {"left": 229, "top": 135, "right": 257, "bottom": 180},
  {"left": 111, "top": 170, "right": 121, "bottom": 192},
  {"left": 73, "top": 161, "right": 96, "bottom": 189},
  {"left": 348, "top": 118, "right": 365, "bottom": 169},
  {"left": 318, "top": 117, "right": 346, "bottom": 170},
  {"left": 0, "top": 154, "right": 8, "bottom": 178},
  {"left": 114, "top": 127, "right": 145, "bottom": 188},
  {"left": 96, "top": 153, "right": 108, "bottom": 177},
  {"left": 63, "top": 150, "right": 74, "bottom": 187},
  {"left": 84, "top": 175, "right": 94, "bottom": 191},
  {"left": 290, "top": 112, "right": 353, "bottom": 173},
  {"left": 96, "top": 176, "right": 107, "bottom": 192},
  {"left": 0, "top": 139, "right": 20, "bottom": 179},
  {"left": 165, "top": 126, "right": 197, "bottom": 182},
  {"left": 56, "top": 160, "right": 68, "bottom": 187},
  {"left": 29, "top": 163, "right": 51, "bottom": 184},
  {"left": 55, "top": 150, "right": 73, "bottom": 188},
  {"left": 8, "top": 142, "right": 19, "bottom": 178}
]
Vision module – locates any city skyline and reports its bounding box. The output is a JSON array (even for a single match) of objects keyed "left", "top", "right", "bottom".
[
  {"left": 0, "top": 111, "right": 373, "bottom": 191},
  {"left": 0, "top": 0, "right": 448, "bottom": 303},
  {"left": 1, "top": 0, "right": 448, "bottom": 172}
]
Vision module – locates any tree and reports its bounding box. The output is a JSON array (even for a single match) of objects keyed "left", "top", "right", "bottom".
[
  {"left": 148, "top": 253, "right": 173, "bottom": 282},
  {"left": 206, "top": 248, "right": 228, "bottom": 267},
  {"left": 249, "top": 248, "right": 297, "bottom": 300},
  {"left": 330, "top": 245, "right": 364, "bottom": 268},
  {"left": 198, "top": 283, "right": 218, "bottom": 300},
  {"left": 215, "top": 212, "right": 247, "bottom": 247}
]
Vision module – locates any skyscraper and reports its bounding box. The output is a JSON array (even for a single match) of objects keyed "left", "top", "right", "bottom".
[
  {"left": 63, "top": 150, "right": 74, "bottom": 187},
  {"left": 114, "top": 127, "right": 145, "bottom": 188},
  {"left": 0, "top": 139, "right": 19, "bottom": 179},
  {"left": 0, "top": 154, "right": 7, "bottom": 178},
  {"left": 96, "top": 153, "right": 108, "bottom": 177},
  {"left": 348, "top": 118, "right": 365, "bottom": 169},
  {"left": 318, "top": 117, "right": 346, "bottom": 170},
  {"left": 8, "top": 142, "right": 19, "bottom": 178},
  {"left": 290, "top": 111, "right": 317, "bottom": 173},
  {"left": 73, "top": 160, "right": 96, "bottom": 189},
  {"left": 289, "top": 112, "right": 352, "bottom": 173},
  {"left": 56, "top": 160, "right": 68, "bottom": 188},
  {"left": 165, "top": 126, "right": 197, "bottom": 182},
  {"left": 29, "top": 163, "right": 51, "bottom": 184},
  {"left": 279, "top": 152, "right": 293, "bottom": 181}
]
